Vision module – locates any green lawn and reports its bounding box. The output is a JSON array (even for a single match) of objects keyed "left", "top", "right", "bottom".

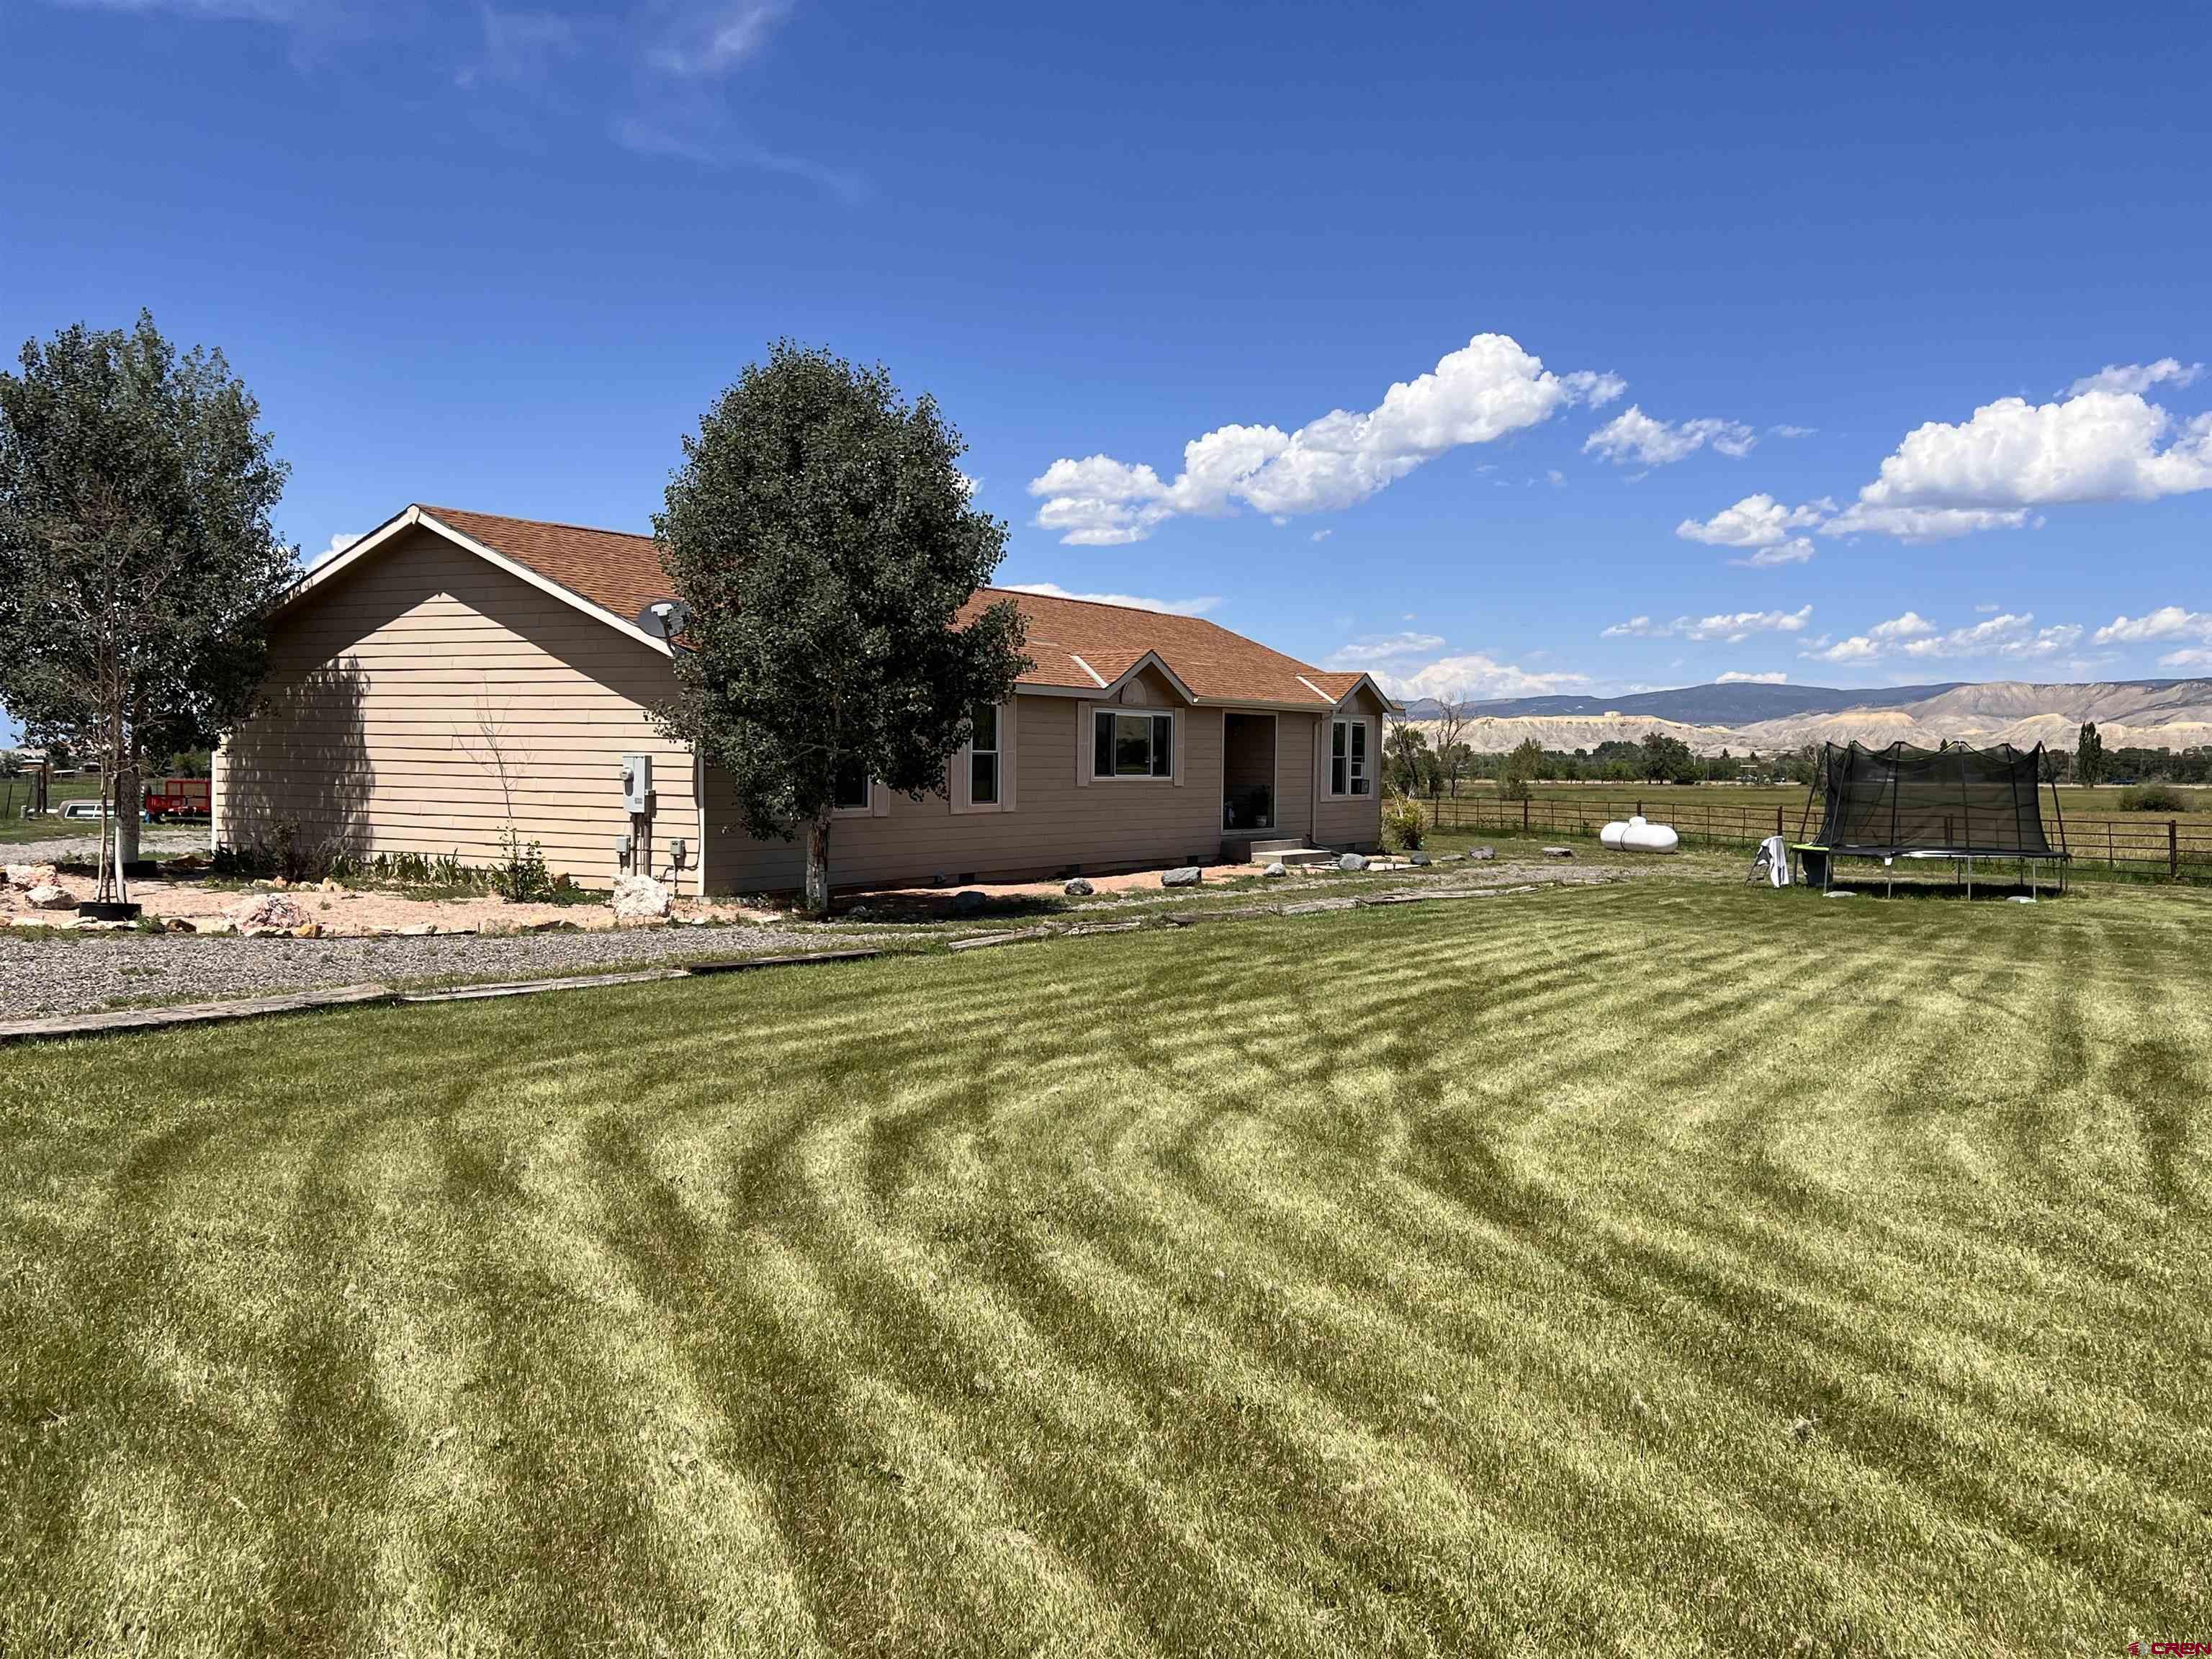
[{"left": 1, "top": 868, "right": 2206, "bottom": 1655}]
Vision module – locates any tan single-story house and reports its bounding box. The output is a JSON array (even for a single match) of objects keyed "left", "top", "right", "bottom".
[{"left": 214, "top": 505, "right": 1398, "bottom": 895}]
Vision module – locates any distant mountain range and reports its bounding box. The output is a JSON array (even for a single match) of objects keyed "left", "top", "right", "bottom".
[{"left": 1404, "top": 678, "right": 2212, "bottom": 756}]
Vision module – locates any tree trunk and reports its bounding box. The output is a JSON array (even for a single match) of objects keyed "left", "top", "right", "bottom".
[
  {"left": 804, "top": 811, "right": 833, "bottom": 918},
  {"left": 116, "top": 763, "right": 140, "bottom": 868}
]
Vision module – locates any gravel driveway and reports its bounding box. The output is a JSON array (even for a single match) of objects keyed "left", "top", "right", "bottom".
[
  {"left": 0, "top": 922, "right": 879, "bottom": 1021},
  {"left": 3, "top": 824, "right": 209, "bottom": 866}
]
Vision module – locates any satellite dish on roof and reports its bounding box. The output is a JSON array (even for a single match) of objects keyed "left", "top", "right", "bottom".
[{"left": 637, "top": 598, "right": 692, "bottom": 641}]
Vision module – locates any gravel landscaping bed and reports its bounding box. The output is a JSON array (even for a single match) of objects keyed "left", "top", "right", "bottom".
[{"left": 0, "top": 922, "right": 878, "bottom": 1021}]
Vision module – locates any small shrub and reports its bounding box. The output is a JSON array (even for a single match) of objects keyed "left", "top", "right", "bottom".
[
  {"left": 488, "top": 828, "right": 554, "bottom": 902},
  {"left": 212, "top": 821, "right": 346, "bottom": 883},
  {"left": 1382, "top": 794, "right": 1426, "bottom": 851},
  {"left": 2119, "top": 782, "right": 2193, "bottom": 813}
]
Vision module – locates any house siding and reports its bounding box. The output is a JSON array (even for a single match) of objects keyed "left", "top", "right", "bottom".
[
  {"left": 705, "top": 693, "right": 1233, "bottom": 893},
  {"left": 215, "top": 526, "right": 702, "bottom": 892},
  {"left": 1313, "top": 686, "right": 1390, "bottom": 851},
  {"left": 1276, "top": 712, "right": 1317, "bottom": 842}
]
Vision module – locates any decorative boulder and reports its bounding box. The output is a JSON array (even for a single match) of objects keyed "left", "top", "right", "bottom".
[
  {"left": 1260, "top": 861, "right": 1287, "bottom": 878},
  {"left": 950, "top": 889, "right": 989, "bottom": 916},
  {"left": 1336, "top": 853, "right": 1368, "bottom": 872},
  {"left": 611, "top": 873, "right": 673, "bottom": 924},
  {"left": 1408, "top": 851, "right": 1431, "bottom": 866},
  {"left": 229, "top": 893, "right": 311, "bottom": 935},
  {"left": 6, "top": 863, "right": 58, "bottom": 890},
  {"left": 1063, "top": 877, "right": 1094, "bottom": 896},
  {"left": 24, "top": 884, "right": 74, "bottom": 912},
  {"left": 1542, "top": 845, "right": 1574, "bottom": 859},
  {"left": 1467, "top": 846, "right": 1495, "bottom": 861},
  {"left": 1161, "top": 866, "right": 1202, "bottom": 888}
]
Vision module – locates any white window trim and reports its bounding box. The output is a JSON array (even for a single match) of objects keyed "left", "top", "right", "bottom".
[
  {"left": 1083, "top": 703, "right": 1181, "bottom": 786},
  {"left": 951, "top": 700, "right": 1017, "bottom": 814},
  {"left": 831, "top": 763, "right": 889, "bottom": 819},
  {"left": 1327, "top": 715, "right": 1375, "bottom": 799}
]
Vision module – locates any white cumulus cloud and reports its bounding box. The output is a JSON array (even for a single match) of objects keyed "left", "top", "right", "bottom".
[
  {"left": 1856, "top": 390, "right": 2212, "bottom": 511},
  {"left": 1675, "top": 493, "right": 1830, "bottom": 549},
  {"left": 2092, "top": 606, "right": 2212, "bottom": 645},
  {"left": 309, "top": 532, "right": 361, "bottom": 569},
  {"left": 1715, "top": 670, "right": 1788, "bottom": 684},
  {"left": 1584, "top": 406, "right": 1758, "bottom": 467},
  {"left": 1802, "top": 611, "right": 2082, "bottom": 665},
  {"left": 2064, "top": 359, "right": 2203, "bottom": 398},
  {"left": 1735, "top": 538, "right": 1817, "bottom": 567},
  {"left": 2159, "top": 647, "right": 2212, "bottom": 672},
  {"left": 1682, "top": 365, "right": 2212, "bottom": 550},
  {"left": 1372, "top": 653, "right": 1594, "bottom": 703},
  {"left": 997, "top": 581, "right": 1220, "bottom": 617},
  {"left": 1323, "top": 632, "right": 1447, "bottom": 670},
  {"left": 1602, "top": 606, "right": 1812, "bottom": 644},
  {"left": 1028, "top": 334, "right": 1625, "bottom": 544}
]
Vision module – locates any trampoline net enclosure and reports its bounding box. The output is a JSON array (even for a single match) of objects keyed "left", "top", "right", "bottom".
[{"left": 1811, "top": 741, "right": 2063, "bottom": 858}]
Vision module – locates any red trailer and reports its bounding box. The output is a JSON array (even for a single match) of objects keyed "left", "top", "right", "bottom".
[{"left": 143, "top": 777, "right": 212, "bottom": 820}]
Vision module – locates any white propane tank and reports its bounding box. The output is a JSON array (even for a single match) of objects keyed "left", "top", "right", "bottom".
[
  {"left": 1620, "top": 814, "right": 1681, "bottom": 854},
  {"left": 1600, "top": 819, "right": 1629, "bottom": 849}
]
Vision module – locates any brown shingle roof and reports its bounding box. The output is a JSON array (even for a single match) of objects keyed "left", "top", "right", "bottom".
[
  {"left": 423, "top": 506, "right": 675, "bottom": 629},
  {"left": 415, "top": 506, "right": 1391, "bottom": 710}
]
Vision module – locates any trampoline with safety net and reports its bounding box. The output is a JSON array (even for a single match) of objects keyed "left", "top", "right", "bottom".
[{"left": 1791, "top": 740, "right": 2072, "bottom": 897}]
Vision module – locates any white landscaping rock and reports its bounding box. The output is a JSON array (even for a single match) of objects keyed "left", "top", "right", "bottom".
[
  {"left": 1261, "top": 862, "right": 1287, "bottom": 878},
  {"left": 611, "top": 873, "right": 673, "bottom": 925},
  {"left": 7, "top": 863, "right": 58, "bottom": 890},
  {"left": 1336, "top": 853, "right": 1367, "bottom": 872},
  {"left": 1161, "top": 866, "right": 1202, "bottom": 888},
  {"left": 1063, "top": 877, "right": 1094, "bottom": 896},
  {"left": 24, "top": 884, "right": 74, "bottom": 912},
  {"left": 229, "top": 893, "right": 312, "bottom": 935}
]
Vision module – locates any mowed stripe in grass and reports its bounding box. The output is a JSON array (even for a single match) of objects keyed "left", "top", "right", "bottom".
[{"left": 1, "top": 878, "right": 2206, "bottom": 1655}]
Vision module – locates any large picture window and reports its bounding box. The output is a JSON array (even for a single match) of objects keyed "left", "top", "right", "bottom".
[
  {"left": 1331, "top": 717, "right": 1370, "bottom": 796},
  {"left": 968, "top": 702, "right": 1000, "bottom": 806},
  {"left": 1092, "top": 709, "right": 1173, "bottom": 780}
]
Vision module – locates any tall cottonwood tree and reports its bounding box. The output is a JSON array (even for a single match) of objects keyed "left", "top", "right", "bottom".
[
  {"left": 2075, "top": 721, "right": 2105, "bottom": 788},
  {"left": 0, "top": 315, "right": 292, "bottom": 899},
  {"left": 654, "top": 343, "right": 1029, "bottom": 917}
]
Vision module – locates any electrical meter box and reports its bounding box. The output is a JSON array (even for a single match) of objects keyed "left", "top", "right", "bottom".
[{"left": 621, "top": 753, "right": 653, "bottom": 814}]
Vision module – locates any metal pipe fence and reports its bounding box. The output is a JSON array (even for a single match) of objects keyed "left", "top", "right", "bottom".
[{"left": 1420, "top": 793, "right": 2212, "bottom": 882}]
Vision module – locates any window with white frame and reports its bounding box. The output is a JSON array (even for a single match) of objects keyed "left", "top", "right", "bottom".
[
  {"left": 968, "top": 701, "right": 1001, "bottom": 805},
  {"left": 832, "top": 757, "right": 871, "bottom": 814},
  {"left": 1331, "top": 717, "right": 1370, "bottom": 796},
  {"left": 1092, "top": 709, "right": 1173, "bottom": 780}
]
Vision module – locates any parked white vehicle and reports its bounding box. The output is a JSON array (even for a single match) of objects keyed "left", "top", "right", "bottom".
[{"left": 58, "top": 801, "right": 148, "bottom": 822}]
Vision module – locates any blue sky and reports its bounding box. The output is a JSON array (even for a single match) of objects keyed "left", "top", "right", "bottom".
[{"left": 3, "top": 1, "right": 2208, "bottom": 747}]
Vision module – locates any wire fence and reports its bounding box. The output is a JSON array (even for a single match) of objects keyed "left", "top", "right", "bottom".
[{"left": 1421, "top": 793, "right": 2212, "bottom": 882}]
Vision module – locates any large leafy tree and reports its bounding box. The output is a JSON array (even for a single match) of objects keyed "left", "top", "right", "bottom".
[
  {"left": 1639, "top": 729, "right": 1699, "bottom": 784},
  {"left": 655, "top": 343, "right": 1029, "bottom": 916},
  {"left": 0, "top": 314, "right": 292, "bottom": 897}
]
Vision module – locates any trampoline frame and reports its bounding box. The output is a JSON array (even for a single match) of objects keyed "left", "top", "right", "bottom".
[{"left": 1791, "top": 739, "right": 2073, "bottom": 899}]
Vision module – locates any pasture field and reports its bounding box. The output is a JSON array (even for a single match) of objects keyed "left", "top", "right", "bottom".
[
  {"left": 1447, "top": 778, "right": 2212, "bottom": 822},
  {"left": 1, "top": 863, "right": 2206, "bottom": 1655},
  {"left": 0, "top": 773, "right": 107, "bottom": 845}
]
